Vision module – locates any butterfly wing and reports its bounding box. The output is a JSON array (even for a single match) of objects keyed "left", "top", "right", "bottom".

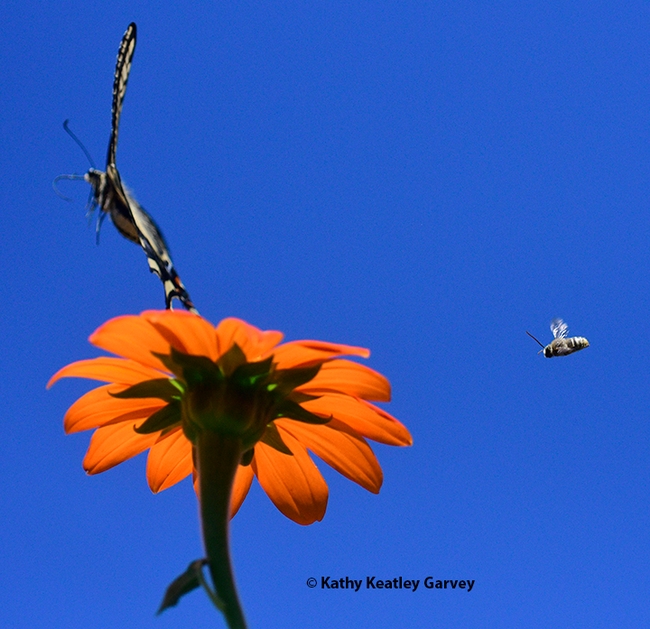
[
  {"left": 104, "top": 164, "right": 140, "bottom": 244},
  {"left": 86, "top": 23, "right": 138, "bottom": 240},
  {"left": 127, "top": 199, "right": 198, "bottom": 314},
  {"left": 107, "top": 22, "right": 137, "bottom": 167}
]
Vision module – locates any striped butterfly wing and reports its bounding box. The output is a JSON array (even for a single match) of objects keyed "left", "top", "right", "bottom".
[
  {"left": 99, "top": 22, "right": 139, "bottom": 244},
  {"left": 86, "top": 22, "right": 139, "bottom": 243},
  {"left": 108, "top": 22, "right": 137, "bottom": 167},
  {"left": 127, "top": 198, "right": 199, "bottom": 314}
]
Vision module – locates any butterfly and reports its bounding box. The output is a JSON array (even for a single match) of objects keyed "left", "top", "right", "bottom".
[{"left": 80, "top": 22, "right": 198, "bottom": 314}]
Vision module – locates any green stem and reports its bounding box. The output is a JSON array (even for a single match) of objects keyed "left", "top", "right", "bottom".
[{"left": 196, "top": 431, "right": 247, "bottom": 629}]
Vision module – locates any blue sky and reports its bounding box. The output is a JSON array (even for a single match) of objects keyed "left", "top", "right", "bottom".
[{"left": 2, "top": 1, "right": 650, "bottom": 627}]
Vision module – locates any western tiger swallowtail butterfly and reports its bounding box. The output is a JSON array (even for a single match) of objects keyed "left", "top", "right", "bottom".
[{"left": 63, "top": 22, "right": 198, "bottom": 314}]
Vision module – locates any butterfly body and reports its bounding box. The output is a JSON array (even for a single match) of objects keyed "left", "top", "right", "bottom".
[{"left": 85, "top": 166, "right": 138, "bottom": 243}]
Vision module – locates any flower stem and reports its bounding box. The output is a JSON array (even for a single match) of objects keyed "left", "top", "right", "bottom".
[{"left": 196, "top": 430, "right": 247, "bottom": 629}]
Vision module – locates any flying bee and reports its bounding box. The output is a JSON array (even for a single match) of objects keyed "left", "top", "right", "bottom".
[{"left": 526, "top": 319, "right": 589, "bottom": 357}]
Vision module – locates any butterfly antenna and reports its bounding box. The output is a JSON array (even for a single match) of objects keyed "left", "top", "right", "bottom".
[
  {"left": 526, "top": 330, "right": 545, "bottom": 349},
  {"left": 63, "top": 119, "right": 97, "bottom": 169},
  {"left": 52, "top": 173, "right": 85, "bottom": 201}
]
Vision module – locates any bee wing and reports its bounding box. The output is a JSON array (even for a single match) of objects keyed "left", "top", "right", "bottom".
[
  {"left": 107, "top": 23, "right": 137, "bottom": 167},
  {"left": 550, "top": 318, "right": 569, "bottom": 339}
]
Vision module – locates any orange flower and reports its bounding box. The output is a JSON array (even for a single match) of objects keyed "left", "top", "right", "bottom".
[{"left": 48, "top": 310, "right": 411, "bottom": 525}]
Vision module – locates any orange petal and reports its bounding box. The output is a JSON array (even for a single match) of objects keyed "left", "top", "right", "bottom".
[
  {"left": 230, "top": 463, "right": 255, "bottom": 518},
  {"left": 83, "top": 422, "right": 159, "bottom": 474},
  {"left": 251, "top": 435, "right": 328, "bottom": 525},
  {"left": 146, "top": 428, "right": 193, "bottom": 492},
  {"left": 276, "top": 418, "right": 383, "bottom": 493},
  {"left": 298, "top": 359, "right": 391, "bottom": 401},
  {"left": 216, "top": 318, "right": 283, "bottom": 360},
  {"left": 272, "top": 340, "right": 370, "bottom": 369},
  {"left": 142, "top": 310, "right": 221, "bottom": 360},
  {"left": 302, "top": 394, "right": 412, "bottom": 446},
  {"left": 64, "top": 384, "right": 167, "bottom": 434},
  {"left": 48, "top": 357, "right": 166, "bottom": 388},
  {"left": 89, "top": 314, "right": 173, "bottom": 372}
]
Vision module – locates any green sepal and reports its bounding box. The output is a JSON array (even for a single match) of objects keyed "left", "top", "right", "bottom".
[
  {"left": 289, "top": 390, "right": 320, "bottom": 404},
  {"left": 275, "top": 399, "right": 331, "bottom": 424},
  {"left": 216, "top": 343, "right": 248, "bottom": 376},
  {"left": 134, "top": 400, "right": 182, "bottom": 434},
  {"left": 240, "top": 448, "right": 254, "bottom": 466},
  {"left": 261, "top": 422, "right": 293, "bottom": 455},
  {"left": 172, "top": 347, "right": 222, "bottom": 381},
  {"left": 231, "top": 356, "right": 273, "bottom": 386},
  {"left": 152, "top": 348, "right": 222, "bottom": 383},
  {"left": 109, "top": 378, "right": 180, "bottom": 402},
  {"left": 157, "top": 559, "right": 209, "bottom": 615},
  {"left": 272, "top": 365, "right": 322, "bottom": 395},
  {"left": 151, "top": 351, "right": 184, "bottom": 378}
]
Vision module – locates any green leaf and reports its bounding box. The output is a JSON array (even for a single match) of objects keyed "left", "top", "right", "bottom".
[
  {"left": 157, "top": 559, "right": 209, "bottom": 615},
  {"left": 274, "top": 399, "right": 331, "bottom": 425},
  {"left": 261, "top": 423, "right": 293, "bottom": 455},
  {"left": 134, "top": 401, "right": 182, "bottom": 434},
  {"left": 109, "top": 378, "right": 179, "bottom": 401}
]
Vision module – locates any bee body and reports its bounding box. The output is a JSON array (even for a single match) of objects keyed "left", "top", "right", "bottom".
[
  {"left": 543, "top": 335, "right": 589, "bottom": 358},
  {"left": 527, "top": 319, "right": 589, "bottom": 358}
]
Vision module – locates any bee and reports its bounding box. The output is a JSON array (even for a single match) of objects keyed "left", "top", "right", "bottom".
[{"left": 526, "top": 319, "right": 589, "bottom": 357}]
